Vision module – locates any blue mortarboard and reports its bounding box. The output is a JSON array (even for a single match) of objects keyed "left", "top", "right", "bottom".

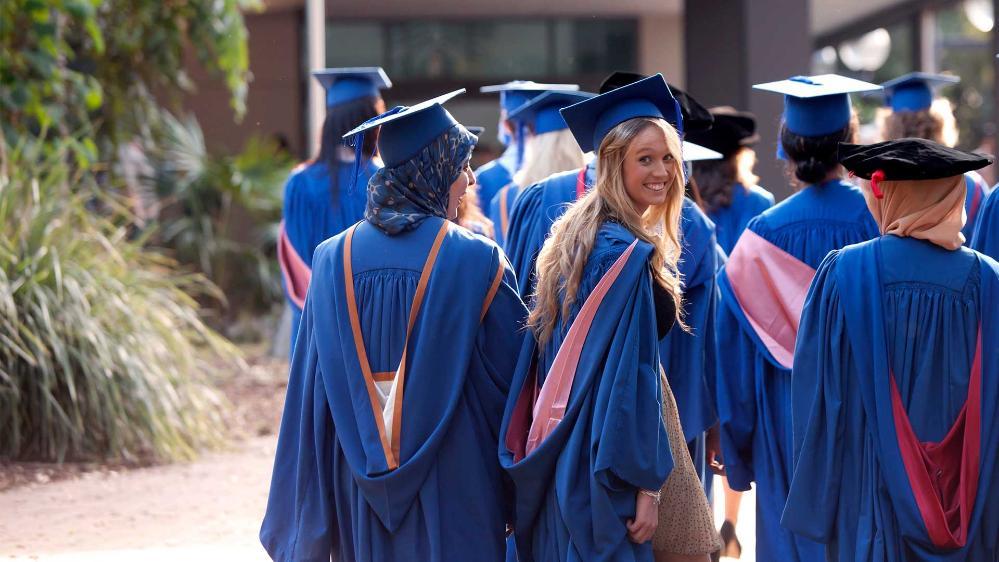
[
  {"left": 342, "top": 90, "right": 466, "bottom": 192},
  {"left": 754, "top": 74, "right": 881, "bottom": 137},
  {"left": 507, "top": 91, "right": 596, "bottom": 134},
  {"left": 880, "top": 72, "right": 960, "bottom": 112},
  {"left": 312, "top": 67, "right": 392, "bottom": 108},
  {"left": 560, "top": 74, "right": 683, "bottom": 153},
  {"left": 343, "top": 89, "right": 465, "bottom": 167},
  {"left": 480, "top": 81, "right": 580, "bottom": 114}
]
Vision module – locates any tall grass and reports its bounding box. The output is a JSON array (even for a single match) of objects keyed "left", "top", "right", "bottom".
[{"left": 0, "top": 139, "right": 239, "bottom": 462}]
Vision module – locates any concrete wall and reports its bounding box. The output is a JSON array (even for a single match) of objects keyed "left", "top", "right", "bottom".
[
  {"left": 638, "top": 14, "right": 684, "bottom": 87},
  {"left": 686, "top": 0, "right": 812, "bottom": 201},
  {"left": 183, "top": 10, "right": 305, "bottom": 157}
]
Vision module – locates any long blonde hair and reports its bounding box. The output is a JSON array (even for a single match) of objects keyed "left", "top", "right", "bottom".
[
  {"left": 513, "top": 129, "right": 586, "bottom": 189},
  {"left": 528, "top": 117, "right": 685, "bottom": 344}
]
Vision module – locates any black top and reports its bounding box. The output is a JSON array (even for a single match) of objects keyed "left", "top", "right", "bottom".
[
  {"left": 652, "top": 282, "right": 677, "bottom": 341},
  {"left": 838, "top": 138, "right": 993, "bottom": 181}
]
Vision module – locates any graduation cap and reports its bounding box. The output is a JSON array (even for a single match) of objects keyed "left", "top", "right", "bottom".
[
  {"left": 343, "top": 89, "right": 467, "bottom": 191},
  {"left": 560, "top": 73, "right": 683, "bottom": 154},
  {"left": 599, "top": 72, "right": 714, "bottom": 134},
  {"left": 685, "top": 106, "right": 759, "bottom": 158},
  {"left": 479, "top": 81, "right": 580, "bottom": 114},
  {"left": 507, "top": 91, "right": 596, "bottom": 134},
  {"left": 880, "top": 72, "right": 960, "bottom": 112},
  {"left": 312, "top": 67, "right": 392, "bottom": 108},
  {"left": 754, "top": 74, "right": 881, "bottom": 137},
  {"left": 838, "top": 138, "right": 992, "bottom": 198}
]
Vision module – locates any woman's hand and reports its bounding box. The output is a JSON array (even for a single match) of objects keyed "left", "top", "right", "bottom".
[
  {"left": 706, "top": 423, "right": 725, "bottom": 476},
  {"left": 627, "top": 490, "right": 659, "bottom": 543}
]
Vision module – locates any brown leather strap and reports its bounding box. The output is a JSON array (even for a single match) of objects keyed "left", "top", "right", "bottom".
[
  {"left": 480, "top": 262, "right": 504, "bottom": 322},
  {"left": 499, "top": 185, "right": 510, "bottom": 240},
  {"left": 344, "top": 221, "right": 450, "bottom": 470},
  {"left": 390, "top": 222, "right": 449, "bottom": 462},
  {"left": 344, "top": 224, "right": 396, "bottom": 468}
]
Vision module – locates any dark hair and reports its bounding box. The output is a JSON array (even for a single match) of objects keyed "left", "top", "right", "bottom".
[
  {"left": 779, "top": 115, "right": 858, "bottom": 186},
  {"left": 692, "top": 157, "right": 737, "bottom": 213},
  {"left": 317, "top": 96, "right": 381, "bottom": 195}
]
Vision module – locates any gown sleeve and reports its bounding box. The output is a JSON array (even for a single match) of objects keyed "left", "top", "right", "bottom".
[
  {"left": 259, "top": 287, "right": 337, "bottom": 562},
  {"left": 473, "top": 249, "right": 529, "bottom": 523},
  {"left": 475, "top": 249, "right": 530, "bottom": 426},
  {"left": 593, "top": 260, "right": 672, "bottom": 492},
  {"left": 714, "top": 293, "right": 759, "bottom": 491},
  {"left": 781, "top": 252, "right": 850, "bottom": 543}
]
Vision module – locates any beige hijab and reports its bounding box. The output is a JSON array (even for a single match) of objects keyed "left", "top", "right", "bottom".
[{"left": 862, "top": 175, "right": 967, "bottom": 250}]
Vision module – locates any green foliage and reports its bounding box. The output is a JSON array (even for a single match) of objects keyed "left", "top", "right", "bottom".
[
  {"left": 0, "top": 0, "right": 254, "bottom": 149},
  {"left": 0, "top": 138, "right": 240, "bottom": 462},
  {"left": 150, "top": 111, "right": 291, "bottom": 318}
]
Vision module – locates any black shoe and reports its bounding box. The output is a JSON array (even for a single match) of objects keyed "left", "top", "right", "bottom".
[{"left": 719, "top": 519, "right": 742, "bottom": 559}]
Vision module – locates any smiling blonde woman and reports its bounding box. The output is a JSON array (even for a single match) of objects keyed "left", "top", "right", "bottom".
[{"left": 500, "top": 74, "right": 717, "bottom": 562}]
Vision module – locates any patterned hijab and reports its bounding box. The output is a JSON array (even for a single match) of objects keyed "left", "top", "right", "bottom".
[{"left": 365, "top": 124, "right": 477, "bottom": 235}]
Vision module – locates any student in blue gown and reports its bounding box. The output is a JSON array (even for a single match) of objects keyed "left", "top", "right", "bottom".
[
  {"left": 714, "top": 74, "right": 882, "bottom": 562},
  {"left": 279, "top": 68, "right": 391, "bottom": 354},
  {"left": 685, "top": 107, "right": 770, "bottom": 560},
  {"left": 971, "top": 187, "right": 999, "bottom": 258},
  {"left": 504, "top": 72, "right": 726, "bottom": 494},
  {"left": 487, "top": 91, "right": 592, "bottom": 248},
  {"left": 476, "top": 81, "right": 580, "bottom": 213},
  {"left": 785, "top": 138, "right": 999, "bottom": 561},
  {"left": 878, "top": 73, "right": 991, "bottom": 241},
  {"left": 687, "top": 106, "right": 774, "bottom": 254},
  {"left": 261, "top": 90, "right": 528, "bottom": 562},
  {"left": 500, "top": 74, "right": 719, "bottom": 562}
]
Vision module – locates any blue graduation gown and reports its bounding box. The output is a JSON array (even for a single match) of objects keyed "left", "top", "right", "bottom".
[
  {"left": 261, "top": 218, "right": 528, "bottom": 562},
  {"left": 707, "top": 183, "right": 775, "bottom": 255},
  {"left": 281, "top": 160, "right": 377, "bottom": 352},
  {"left": 504, "top": 164, "right": 592, "bottom": 299},
  {"left": 971, "top": 187, "right": 998, "bottom": 259},
  {"left": 505, "top": 163, "right": 722, "bottom": 484},
  {"left": 475, "top": 146, "right": 517, "bottom": 215},
  {"left": 664, "top": 200, "right": 725, "bottom": 490},
  {"left": 785, "top": 235, "right": 999, "bottom": 561},
  {"left": 962, "top": 171, "right": 990, "bottom": 243},
  {"left": 488, "top": 182, "right": 521, "bottom": 250},
  {"left": 500, "top": 222, "right": 672, "bottom": 562},
  {"left": 715, "top": 179, "right": 879, "bottom": 562}
]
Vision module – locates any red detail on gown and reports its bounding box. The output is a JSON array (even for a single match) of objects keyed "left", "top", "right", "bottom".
[{"left": 890, "top": 330, "right": 982, "bottom": 549}]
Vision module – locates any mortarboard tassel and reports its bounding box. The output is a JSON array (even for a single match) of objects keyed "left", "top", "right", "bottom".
[
  {"left": 870, "top": 169, "right": 886, "bottom": 199},
  {"left": 345, "top": 106, "right": 407, "bottom": 192}
]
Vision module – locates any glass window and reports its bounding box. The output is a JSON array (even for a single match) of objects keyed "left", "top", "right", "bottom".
[
  {"left": 327, "top": 23, "right": 385, "bottom": 68},
  {"left": 325, "top": 18, "right": 638, "bottom": 82},
  {"left": 553, "top": 19, "right": 637, "bottom": 76},
  {"left": 935, "top": 2, "right": 994, "bottom": 150}
]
